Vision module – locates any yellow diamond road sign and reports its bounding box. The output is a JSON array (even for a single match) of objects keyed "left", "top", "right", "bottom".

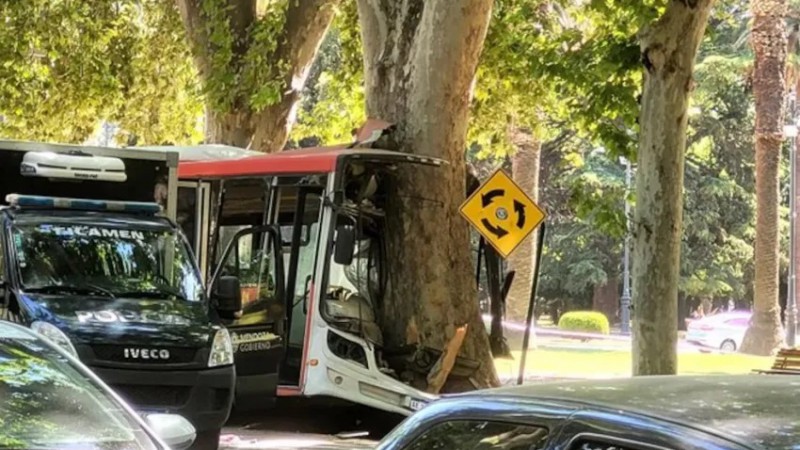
[{"left": 460, "top": 169, "right": 546, "bottom": 259}]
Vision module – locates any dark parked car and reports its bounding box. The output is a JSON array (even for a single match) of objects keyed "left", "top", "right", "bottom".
[
  {"left": 0, "top": 319, "right": 197, "bottom": 449},
  {"left": 375, "top": 374, "right": 800, "bottom": 449}
]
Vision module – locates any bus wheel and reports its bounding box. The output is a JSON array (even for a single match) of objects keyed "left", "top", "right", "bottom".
[{"left": 190, "top": 429, "right": 221, "bottom": 450}]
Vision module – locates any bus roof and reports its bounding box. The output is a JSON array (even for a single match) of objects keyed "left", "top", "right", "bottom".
[{"left": 177, "top": 145, "right": 445, "bottom": 179}]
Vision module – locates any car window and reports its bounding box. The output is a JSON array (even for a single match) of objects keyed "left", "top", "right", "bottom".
[
  {"left": 0, "top": 333, "right": 158, "bottom": 449},
  {"left": 404, "top": 420, "right": 548, "bottom": 450}
]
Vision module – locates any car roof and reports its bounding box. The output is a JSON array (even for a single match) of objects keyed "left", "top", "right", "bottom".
[
  {"left": 473, "top": 374, "right": 798, "bottom": 449},
  {"left": 698, "top": 311, "right": 751, "bottom": 322}
]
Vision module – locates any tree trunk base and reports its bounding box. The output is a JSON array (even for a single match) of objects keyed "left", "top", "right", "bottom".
[{"left": 740, "top": 310, "right": 784, "bottom": 356}]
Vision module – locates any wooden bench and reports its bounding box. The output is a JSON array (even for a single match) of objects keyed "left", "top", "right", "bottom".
[{"left": 754, "top": 348, "right": 800, "bottom": 375}]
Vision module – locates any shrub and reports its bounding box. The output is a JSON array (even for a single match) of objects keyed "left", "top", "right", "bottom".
[{"left": 558, "top": 311, "right": 610, "bottom": 335}]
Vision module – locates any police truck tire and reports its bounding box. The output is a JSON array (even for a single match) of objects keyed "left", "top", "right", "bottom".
[{"left": 191, "top": 429, "right": 221, "bottom": 450}]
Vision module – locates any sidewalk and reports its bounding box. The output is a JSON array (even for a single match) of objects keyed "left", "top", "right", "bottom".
[{"left": 482, "top": 314, "right": 713, "bottom": 354}]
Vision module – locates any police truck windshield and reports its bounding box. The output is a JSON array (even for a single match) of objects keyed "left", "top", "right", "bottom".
[{"left": 11, "top": 223, "right": 204, "bottom": 302}]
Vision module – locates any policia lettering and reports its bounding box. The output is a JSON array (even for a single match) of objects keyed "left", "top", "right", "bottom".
[{"left": 76, "top": 310, "right": 191, "bottom": 325}]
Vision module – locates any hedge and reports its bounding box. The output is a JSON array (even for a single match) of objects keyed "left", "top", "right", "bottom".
[{"left": 557, "top": 311, "right": 610, "bottom": 335}]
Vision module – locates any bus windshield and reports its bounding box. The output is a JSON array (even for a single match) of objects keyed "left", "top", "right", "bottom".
[{"left": 11, "top": 223, "right": 204, "bottom": 302}]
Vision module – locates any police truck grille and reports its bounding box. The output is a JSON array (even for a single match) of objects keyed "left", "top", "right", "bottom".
[
  {"left": 112, "top": 385, "right": 192, "bottom": 408},
  {"left": 91, "top": 345, "right": 197, "bottom": 364}
]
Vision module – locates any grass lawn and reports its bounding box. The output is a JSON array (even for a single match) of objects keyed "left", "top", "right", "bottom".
[{"left": 494, "top": 348, "right": 773, "bottom": 379}]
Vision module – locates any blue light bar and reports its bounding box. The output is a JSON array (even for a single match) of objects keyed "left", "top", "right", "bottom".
[{"left": 5, "top": 194, "right": 162, "bottom": 214}]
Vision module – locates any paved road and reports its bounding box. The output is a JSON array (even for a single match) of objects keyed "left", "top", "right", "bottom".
[
  {"left": 219, "top": 399, "right": 402, "bottom": 449},
  {"left": 219, "top": 430, "right": 375, "bottom": 450}
]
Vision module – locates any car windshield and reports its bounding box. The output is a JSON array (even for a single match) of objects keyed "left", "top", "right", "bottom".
[
  {"left": 0, "top": 329, "right": 158, "bottom": 449},
  {"left": 11, "top": 223, "right": 203, "bottom": 302}
]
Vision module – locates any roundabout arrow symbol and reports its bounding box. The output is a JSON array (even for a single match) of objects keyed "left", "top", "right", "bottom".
[
  {"left": 481, "top": 189, "right": 505, "bottom": 208},
  {"left": 481, "top": 218, "right": 508, "bottom": 238},
  {"left": 514, "top": 200, "right": 526, "bottom": 229}
]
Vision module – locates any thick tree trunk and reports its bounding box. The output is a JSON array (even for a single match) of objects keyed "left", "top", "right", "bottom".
[
  {"left": 632, "top": 0, "right": 713, "bottom": 376},
  {"left": 357, "top": 0, "right": 499, "bottom": 391},
  {"left": 176, "top": 0, "right": 338, "bottom": 151},
  {"left": 740, "top": 0, "right": 788, "bottom": 356},
  {"left": 506, "top": 127, "right": 541, "bottom": 323}
]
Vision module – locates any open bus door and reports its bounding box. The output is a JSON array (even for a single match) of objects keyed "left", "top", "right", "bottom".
[{"left": 171, "top": 169, "right": 320, "bottom": 408}]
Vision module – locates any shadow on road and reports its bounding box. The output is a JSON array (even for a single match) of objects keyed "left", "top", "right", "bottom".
[{"left": 224, "top": 397, "right": 405, "bottom": 442}]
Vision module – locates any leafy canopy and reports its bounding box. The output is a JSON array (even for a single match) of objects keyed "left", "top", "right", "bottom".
[{"left": 0, "top": 0, "right": 202, "bottom": 145}]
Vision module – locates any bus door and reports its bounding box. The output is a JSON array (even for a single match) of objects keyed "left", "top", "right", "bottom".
[
  {"left": 209, "top": 177, "right": 287, "bottom": 407},
  {"left": 269, "top": 178, "right": 326, "bottom": 392}
]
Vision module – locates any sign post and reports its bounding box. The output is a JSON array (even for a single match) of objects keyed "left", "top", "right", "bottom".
[{"left": 459, "top": 169, "right": 547, "bottom": 385}]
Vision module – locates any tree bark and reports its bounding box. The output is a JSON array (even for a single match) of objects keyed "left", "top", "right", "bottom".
[
  {"left": 593, "top": 278, "right": 619, "bottom": 324},
  {"left": 632, "top": 0, "right": 713, "bottom": 376},
  {"left": 357, "top": 0, "right": 499, "bottom": 391},
  {"left": 740, "top": 0, "right": 788, "bottom": 356},
  {"left": 506, "top": 126, "right": 541, "bottom": 323},
  {"left": 176, "top": 0, "right": 339, "bottom": 151}
]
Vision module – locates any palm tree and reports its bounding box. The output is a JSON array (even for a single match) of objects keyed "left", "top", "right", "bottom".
[{"left": 740, "top": 0, "right": 789, "bottom": 355}]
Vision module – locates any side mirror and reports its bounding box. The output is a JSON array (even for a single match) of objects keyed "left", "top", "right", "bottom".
[
  {"left": 144, "top": 413, "right": 196, "bottom": 450},
  {"left": 334, "top": 224, "right": 356, "bottom": 265},
  {"left": 214, "top": 275, "right": 242, "bottom": 320}
]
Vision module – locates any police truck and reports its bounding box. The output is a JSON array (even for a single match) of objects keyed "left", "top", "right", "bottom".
[{"left": 0, "top": 140, "right": 284, "bottom": 449}]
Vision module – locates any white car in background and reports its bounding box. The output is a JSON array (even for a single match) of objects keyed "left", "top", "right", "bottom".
[{"left": 685, "top": 310, "right": 751, "bottom": 352}]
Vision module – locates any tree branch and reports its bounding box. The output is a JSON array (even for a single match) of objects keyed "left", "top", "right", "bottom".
[
  {"left": 276, "top": 0, "right": 341, "bottom": 93},
  {"left": 175, "top": 0, "right": 212, "bottom": 80},
  {"left": 175, "top": 0, "right": 256, "bottom": 81},
  {"left": 247, "top": 0, "right": 341, "bottom": 151}
]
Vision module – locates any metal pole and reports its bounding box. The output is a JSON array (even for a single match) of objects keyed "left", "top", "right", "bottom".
[
  {"left": 518, "top": 222, "right": 547, "bottom": 385},
  {"left": 787, "top": 126, "right": 797, "bottom": 347},
  {"left": 620, "top": 158, "right": 632, "bottom": 335}
]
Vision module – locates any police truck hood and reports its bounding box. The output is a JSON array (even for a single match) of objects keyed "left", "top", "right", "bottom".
[{"left": 21, "top": 293, "right": 215, "bottom": 347}]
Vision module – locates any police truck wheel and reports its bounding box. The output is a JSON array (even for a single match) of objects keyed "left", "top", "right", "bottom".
[{"left": 190, "top": 429, "right": 221, "bottom": 450}]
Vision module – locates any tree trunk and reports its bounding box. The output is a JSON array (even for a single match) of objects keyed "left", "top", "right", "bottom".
[
  {"left": 592, "top": 278, "right": 618, "bottom": 324},
  {"left": 357, "top": 0, "right": 499, "bottom": 391},
  {"left": 506, "top": 127, "right": 541, "bottom": 323},
  {"left": 176, "top": 0, "right": 339, "bottom": 151},
  {"left": 740, "top": 0, "right": 788, "bottom": 356},
  {"left": 632, "top": 0, "right": 713, "bottom": 376}
]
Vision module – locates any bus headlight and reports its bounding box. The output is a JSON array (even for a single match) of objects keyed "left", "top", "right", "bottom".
[
  {"left": 208, "top": 328, "right": 234, "bottom": 367},
  {"left": 31, "top": 321, "right": 78, "bottom": 357}
]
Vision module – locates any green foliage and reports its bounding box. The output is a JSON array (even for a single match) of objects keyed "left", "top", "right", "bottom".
[
  {"left": 0, "top": 0, "right": 202, "bottom": 145},
  {"left": 558, "top": 311, "right": 611, "bottom": 334},
  {"left": 471, "top": 0, "right": 653, "bottom": 162},
  {"left": 199, "top": 0, "right": 289, "bottom": 113},
  {"left": 112, "top": 0, "right": 204, "bottom": 145},
  {"left": 290, "top": 2, "right": 365, "bottom": 144}
]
